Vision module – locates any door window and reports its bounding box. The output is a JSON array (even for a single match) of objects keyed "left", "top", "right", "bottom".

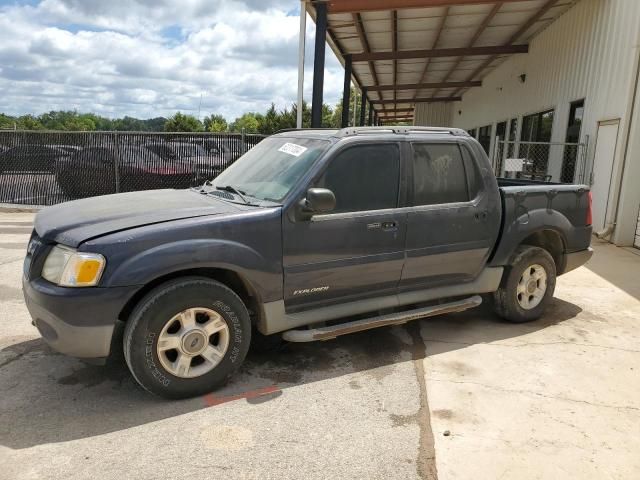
[
  {"left": 314, "top": 144, "right": 400, "bottom": 213},
  {"left": 411, "top": 143, "right": 469, "bottom": 206}
]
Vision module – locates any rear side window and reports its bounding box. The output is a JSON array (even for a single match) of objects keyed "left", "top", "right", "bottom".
[
  {"left": 411, "top": 143, "right": 469, "bottom": 205},
  {"left": 315, "top": 144, "right": 400, "bottom": 213}
]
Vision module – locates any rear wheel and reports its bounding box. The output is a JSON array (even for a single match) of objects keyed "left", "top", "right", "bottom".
[
  {"left": 124, "top": 277, "right": 251, "bottom": 399},
  {"left": 492, "top": 245, "right": 556, "bottom": 323}
]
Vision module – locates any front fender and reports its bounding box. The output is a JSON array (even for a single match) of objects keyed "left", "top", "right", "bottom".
[{"left": 103, "top": 239, "right": 282, "bottom": 302}]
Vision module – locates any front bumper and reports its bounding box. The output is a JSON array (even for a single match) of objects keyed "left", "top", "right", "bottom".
[
  {"left": 22, "top": 276, "right": 138, "bottom": 358},
  {"left": 562, "top": 247, "right": 594, "bottom": 275}
]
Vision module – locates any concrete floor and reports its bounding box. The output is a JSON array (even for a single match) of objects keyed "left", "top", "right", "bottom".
[{"left": 0, "top": 212, "right": 638, "bottom": 480}]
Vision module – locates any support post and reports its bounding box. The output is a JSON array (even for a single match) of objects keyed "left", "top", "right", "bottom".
[
  {"left": 296, "top": 0, "right": 307, "bottom": 128},
  {"left": 359, "top": 88, "right": 367, "bottom": 126},
  {"left": 368, "top": 104, "right": 373, "bottom": 126},
  {"left": 311, "top": 1, "right": 327, "bottom": 128},
  {"left": 341, "top": 55, "right": 352, "bottom": 128},
  {"left": 353, "top": 89, "right": 358, "bottom": 126}
]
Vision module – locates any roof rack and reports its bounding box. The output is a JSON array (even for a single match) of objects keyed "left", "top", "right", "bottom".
[
  {"left": 334, "top": 126, "right": 469, "bottom": 137},
  {"left": 274, "top": 126, "right": 469, "bottom": 137},
  {"left": 275, "top": 128, "right": 338, "bottom": 134}
]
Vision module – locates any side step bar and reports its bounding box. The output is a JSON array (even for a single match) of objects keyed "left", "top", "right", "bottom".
[{"left": 282, "top": 295, "right": 482, "bottom": 343}]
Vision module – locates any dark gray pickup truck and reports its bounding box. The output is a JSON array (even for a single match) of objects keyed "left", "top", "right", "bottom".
[{"left": 22, "top": 126, "right": 593, "bottom": 398}]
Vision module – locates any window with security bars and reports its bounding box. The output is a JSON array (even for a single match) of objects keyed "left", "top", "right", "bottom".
[
  {"left": 561, "top": 99, "right": 585, "bottom": 183},
  {"left": 478, "top": 125, "right": 492, "bottom": 155},
  {"left": 520, "top": 109, "right": 554, "bottom": 178}
]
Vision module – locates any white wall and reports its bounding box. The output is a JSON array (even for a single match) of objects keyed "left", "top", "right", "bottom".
[{"left": 415, "top": 0, "right": 640, "bottom": 246}]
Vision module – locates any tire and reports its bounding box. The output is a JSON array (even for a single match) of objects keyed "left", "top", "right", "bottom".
[
  {"left": 492, "top": 245, "right": 556, "bottom": 323},
  {"left": 124, "top": 277, "right": 251, "bottom": 399}
]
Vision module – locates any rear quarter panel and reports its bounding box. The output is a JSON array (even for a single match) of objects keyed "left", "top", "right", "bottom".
[{"left": 490, "top": 185, "right": 592, "bottom": 267}]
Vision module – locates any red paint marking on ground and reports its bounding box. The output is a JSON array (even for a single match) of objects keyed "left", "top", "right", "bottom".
[{"left": 203, "top": 385, "right": 281, "bottom": 407}]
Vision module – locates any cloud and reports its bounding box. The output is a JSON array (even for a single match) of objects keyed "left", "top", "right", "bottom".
[{"left": 0, "top": 0, "right": 344, "bottom": 121}]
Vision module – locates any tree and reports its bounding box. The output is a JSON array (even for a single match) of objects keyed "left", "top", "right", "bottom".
[
  {"left": 1, "top": 99, "right": 350, "bottom": 133},
  {"left": 230, "top": 112, "right": 261, "bottom": 133},
  {"left": 203, "top": 114, "right": 228, "bottom": 132},
  {"left": 0, "top": 113, "right": 17, "bottom": 129},
  {"left": 164, "top": 112, "right": 204, "bottom": 132},
  {"left": 258, "top": 104, "right": 280, "bottom": 134},
  {"left": 17, "top": 115, "right": 44, "bottom": 130}
]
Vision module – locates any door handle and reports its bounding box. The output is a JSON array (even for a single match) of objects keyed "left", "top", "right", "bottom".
[
  {"left": 366, "top": 221, "right": 399, "bottom": 231},
  {"left": 382, "top": 221, "right": 398, "bottom": 231}
]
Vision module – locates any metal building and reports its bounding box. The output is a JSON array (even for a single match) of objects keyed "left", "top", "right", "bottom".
[{"left": 302, "top": 0, "right": 640, "bottom": 248}]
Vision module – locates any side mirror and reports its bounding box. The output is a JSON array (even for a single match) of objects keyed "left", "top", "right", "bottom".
[{"left": 299, "top": 188, "right": 336, "bottom": 219}]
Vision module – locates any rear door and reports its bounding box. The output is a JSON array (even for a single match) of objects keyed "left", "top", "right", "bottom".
[
  {"left": 282, "top": 141, "right": 407, "bottom": 312},
  {"left": 400, "top": 139, "right": 500, "bottom": 290}
]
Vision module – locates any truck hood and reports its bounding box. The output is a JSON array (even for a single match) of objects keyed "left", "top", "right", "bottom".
[{"left": 35, "top": 189, "right": 241, "bottom": 247}]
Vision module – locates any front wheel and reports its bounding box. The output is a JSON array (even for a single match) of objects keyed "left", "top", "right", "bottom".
[
  {"left": 492, "top": 245, "right": 556, "bottom": 323},
  {"left": 124, "top": 277, "right": 251, "bottom": 399}
]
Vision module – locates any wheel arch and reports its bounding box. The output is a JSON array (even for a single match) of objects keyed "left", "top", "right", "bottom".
[
  {"left": 519, "top": 229, "right": 566, "bottom": 274},
  {"left": 118, "top": 267, "right": 262, "bottom": 325}
]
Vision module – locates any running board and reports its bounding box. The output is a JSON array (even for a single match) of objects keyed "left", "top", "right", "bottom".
[{"left": 282, "top": 295, "right": 482, "bottom": 343}]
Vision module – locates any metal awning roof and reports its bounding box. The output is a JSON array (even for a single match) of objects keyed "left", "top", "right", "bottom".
[{"left": 306, "top": 0, "right": 579, "bottom": 122}]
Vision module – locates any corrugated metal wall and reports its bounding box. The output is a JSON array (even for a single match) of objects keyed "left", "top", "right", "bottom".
[
  {"left": 413, "top": 102, "right": 453, "bottom": 127},
  {"left": 414, "top": 0, "right": 640, "bottom": 246}
]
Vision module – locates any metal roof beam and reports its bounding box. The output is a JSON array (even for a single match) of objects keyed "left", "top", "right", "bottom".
[
  {"left": 326, "top": 0, "right": 534, "bottom": 14},
  {"left": 378, "top": 118, "right": 414, "bottom": 121},
  {"left": 376, "top": 108, "right": 415, "bottom": 113},
  {"left": 371, "top": 96, "right": 461, "bottom": 105},
  {"left": 451, "top": 0, "right": 557, "bottom": 97},
  {"left": 370, "top": 80, "right": 481, "bottom": 92},
  {"left": 431, "top": 2, "right": 502, "bottom": 98},
  {"left": 352, "top": 13, "right": 379, "bottom": 86},
  {"left": 391, "top": 10, "right": 398, "bottom": 111},
  {"left": 414, "top": 6, "right": 448, "bottom": 100},
  {"left": 352, "top": 44, "right": 528, "bottom": 62}
]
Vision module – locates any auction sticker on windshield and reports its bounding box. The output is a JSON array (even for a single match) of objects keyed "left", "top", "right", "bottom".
[{"left": 278, "top": 143, "right": 308, "bottom": 157}]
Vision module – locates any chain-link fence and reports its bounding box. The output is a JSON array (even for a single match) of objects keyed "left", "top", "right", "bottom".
[
  {"left": 0, "top": 131, "right": 266, "bottom": 205},
  {"left": 492, "top": 139, "right": 589, "bottom": 184}
]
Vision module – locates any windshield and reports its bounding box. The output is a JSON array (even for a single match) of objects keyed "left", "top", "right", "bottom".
[{"left": 212, "top": 137, "right": 329, "bottom": 202}]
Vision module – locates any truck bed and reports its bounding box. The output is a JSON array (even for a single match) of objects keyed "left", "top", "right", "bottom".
[{"left": 490, "top": 178, "right": 592, "bottom": 269}]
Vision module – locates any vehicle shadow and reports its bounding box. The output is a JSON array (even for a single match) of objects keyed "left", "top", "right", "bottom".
[{"left": 0, "top": 298, "right": 581, "bottom": 449}]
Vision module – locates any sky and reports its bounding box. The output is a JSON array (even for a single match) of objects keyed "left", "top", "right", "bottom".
[{"left": 0, "top": 0, "right": 345, "bottom": 120}]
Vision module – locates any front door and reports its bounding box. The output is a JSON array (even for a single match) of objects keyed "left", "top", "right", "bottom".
[
  {"left": 282, "top": 142, "right": 407, "bottom": 312},
  {"left": 400, "top": 140, "right": 500, "bottom": 290}
]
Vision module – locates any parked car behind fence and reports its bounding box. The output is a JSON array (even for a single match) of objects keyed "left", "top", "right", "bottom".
[{"left": 0, "top": 131, "right": 265, "bottom": 205}]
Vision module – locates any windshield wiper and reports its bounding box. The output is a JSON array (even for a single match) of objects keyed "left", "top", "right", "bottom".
[{"left": 216, "top": 185, "right": 249, "bottom": 204}]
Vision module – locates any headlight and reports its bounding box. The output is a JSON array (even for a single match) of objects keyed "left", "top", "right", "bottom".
[{"left": 42, "top": 245, "right": 106, "bottom": 287}]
